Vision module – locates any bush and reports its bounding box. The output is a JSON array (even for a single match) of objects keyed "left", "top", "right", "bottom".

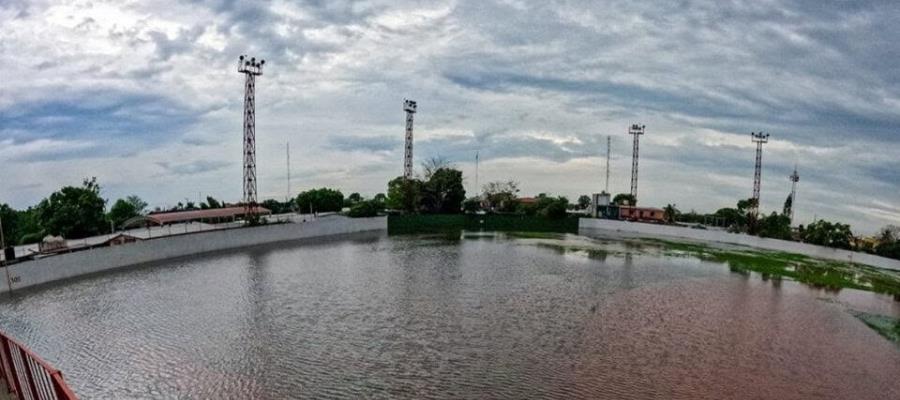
[
  {"left": 347, "top": 200, "right": 381, "bottom": 218},
  {"left": 296, "top": 188, "right": 344, "bottom": 213}
]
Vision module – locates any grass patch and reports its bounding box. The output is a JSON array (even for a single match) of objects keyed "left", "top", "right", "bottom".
[
  {"left": 851, "top": 311, "right": 900, "bottom": 345},
  {"left": 645, "top": 238, "right": 900, "bottom": 297}
]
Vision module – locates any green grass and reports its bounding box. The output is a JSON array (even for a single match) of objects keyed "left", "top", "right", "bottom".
[
  {"left": 646, "top": 238, "right": 900, "bottom": 296},
  {"left": 851, "top": 311, "right": 900, "bottom": 345}
]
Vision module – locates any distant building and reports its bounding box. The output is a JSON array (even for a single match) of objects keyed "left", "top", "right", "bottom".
[
  {"left": 517, "top": 197, "right": 538, "bottom": 206},
  {"left": 39, "top": 235, "right": 67, "bottom": 253},
  {"left": 591, "top": 192, "right": 611, "bottom": 217},
  {"left": 139, "top": 206, "right": 272, "bottom": 226},
  {"left": 102, "top": 233, "right": 143, "bottom": 246},
  {"left": 619, "top": 206, "right": 665, "bottom": 223}
]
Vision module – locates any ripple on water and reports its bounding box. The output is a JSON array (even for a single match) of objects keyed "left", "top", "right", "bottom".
[{"left": 0, "top": 233, "right": 898, "bottom": 399}]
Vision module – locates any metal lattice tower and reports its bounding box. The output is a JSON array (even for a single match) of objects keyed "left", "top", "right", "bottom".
[
  {"left": 628, "top": 124, "right": 645, "bottom": 204},
  {"left": 238, "top": 55, "right": 264, "bottom": 218},
  {"left": 402, "top": 99, "right": 417, "bottom": 179},
  {"left": 787, "top": 164, "right": 799, "bottom": 223},
  {"left": 750, "top": 131, "right": 770, "bottom": 218},
  {"left": 605, "top": 135, "right": 611, "bottom": 193}
]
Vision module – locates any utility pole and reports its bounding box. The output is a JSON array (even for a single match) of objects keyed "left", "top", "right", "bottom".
[
  {"left": 286, "top": 142, "right": 291, "bottom": 202},
  {"left": 787, "top": 164, "right": 799, "bottom": 224},
  {"left": 605, "top": 135, "right": 611, "bottom": 193},
  {"left": 403, "top": 99, "right": 417, "bottom": 179},
  {"left": 0, "top": 213, "right": 5, "bottom": 250},
  {"left": 628, "top": 124, "right": 645, "bottom": 204},
  {"left": 238, "top": 54, "right": 265, "bottom": 219},
  {"left": 475, "top": 151, "right": 479, "bottom": 196},
  {"left": 750, "top": 131, "right": 770, "bottom": 220}
]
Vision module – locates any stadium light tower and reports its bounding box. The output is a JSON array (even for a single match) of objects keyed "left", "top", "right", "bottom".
[
  {"left": 750, "top": 131, "right": 770, "bottom": 219},
  {"left": 403, "top": 99, "right": 417, "bottom": 179},
  {"left": 238, "top": 55, "right": 264, "bottom": 219},
  {"left": 787, "top": 165, "right": 799, "bottom": 223},
  {"left": 628, "top": 124, "right": 645, "bottom": 204}
]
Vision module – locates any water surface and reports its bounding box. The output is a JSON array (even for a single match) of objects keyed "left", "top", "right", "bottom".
[{"left": 1, "top": 232, "right": 898, "bottom": 399}]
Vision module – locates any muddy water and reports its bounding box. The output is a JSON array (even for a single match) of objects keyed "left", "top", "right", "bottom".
[{"left": 1, "top": 233, "right": 898, "bottom": 399}]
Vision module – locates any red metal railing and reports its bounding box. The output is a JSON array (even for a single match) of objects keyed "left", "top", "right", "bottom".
[{"left": 0, "top": 330, "right": 77, "bottom": 400}]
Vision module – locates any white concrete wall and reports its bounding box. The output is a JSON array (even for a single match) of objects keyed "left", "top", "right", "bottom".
[
  {"left": 0, "top": 270, "right": 9, "bottom": 293},
  {"left": 3, "top": 216, "right": 386, "bottom": 293},
  {"left": 579, "top": 218, "right": 900, "bottom": 271}
]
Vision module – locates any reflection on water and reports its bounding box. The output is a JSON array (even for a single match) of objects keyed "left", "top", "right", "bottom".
[{"left": 1, "top": 232, "right": 898, "bottom": 399}]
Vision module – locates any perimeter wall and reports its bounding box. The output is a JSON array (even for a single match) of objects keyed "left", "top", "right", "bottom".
[
  {"left": 1, "top": 216, "right": 386, "bottom": 293},
  {"left": 579, "top": 218, "right": 900, "bottom": 271}
]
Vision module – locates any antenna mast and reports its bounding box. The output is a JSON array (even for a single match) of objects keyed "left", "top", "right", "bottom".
[
  {"left": 787, "top": 164, "right": 799, "bottom": 223},
  {"left": 237, "top": 55, "right": 265, "bottom": 219},
  {"left": 605, "top": 135, "right": 611, "bottom": 193}
]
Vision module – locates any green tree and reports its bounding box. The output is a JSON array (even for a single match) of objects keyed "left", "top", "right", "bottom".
[
  {"left": 386, "top": 177, "right": 423, "bottom": 213},
  {"left": 539, "top": 196, "right": 569, "bottom": 219},
  {"left": 612, "top": 193, "right": 636, "bottom": 206},
  {"left": 663, "top": 204, "right": 680, "bottom": 223},
  {"left": 877, "top": 241, "right": 900, "bottom": 260},
  {"left": 0, "top": 204, "right": 18, "bottom": 247},
  {"left": 422, "top": 167, "right": 466, "bottom": 213},
  {"left": 482, "top": 180, "right": 519, "bottom": 212},
  {"left": 757, "top": 212, "right": 792, "bottom": 240},
  {"left": 372, "top": 193, "right": 387, "bottom": 210},
  {"left": 347, "top": 200, "right": 381, "bottom": 218},
  {"left": 518, "top": 194, "right": 569, "bottom": 219},
  {"left": 201, "top": 196, "right": 223, "bottom": 209},
  {"left": 261, "top": 199, "right": 294, "bottom": 214},
  {"left": 577, "top": 195, "right": 591, "bottom": 210},
  {"left": 802, "top": 220, "right": 853, "bottom": 249},
  {"left": 346, "top": 192, "right": 363, "bottom": 206},
  {"left": 714, "top": 207, "right": 744, "bottom": 229},
  {"left": 107, "top": 198, "right": 142, "bottom": 230},
  {"left": 36, "top": 178, "right": 107, "bottom": 239},
  {"left": 783, "top": 193, "right": 793, "bottom": 216},
  {"left": 296, "top": 188, "right": 345, "bottom": 213},
  {"left": 14, "top": 208, "right": 43, "bottom": 245},
  {"left": 878, "top": 225, "right": 899, "bottom": 243},
  {"left": 462, "top": 197, "right": 482, "bottom": 213},
  {"left": 876, "top": 225, "right": 900, "bottom": 260}
]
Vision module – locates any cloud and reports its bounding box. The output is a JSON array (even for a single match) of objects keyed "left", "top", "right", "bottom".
[
  {"left": 155, "top": 160, "right": 232, "bottom": 176},
  {"left": 0, "top": 0, "right": 898, "bottom": 234}
]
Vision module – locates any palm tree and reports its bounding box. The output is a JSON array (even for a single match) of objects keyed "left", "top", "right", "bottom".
[{"left": 663, "top": 204, "right": 679, "bottom": 224}]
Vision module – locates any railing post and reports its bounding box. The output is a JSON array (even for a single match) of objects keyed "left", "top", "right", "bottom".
[
  {"left": 52, "top": 372, "right": 74, "bottom": 399},
  {"left": 1, "top": 338, "right": 23, "bottom": 399},
  {"left": 20, "top": 347, "right": 40, "bottom": 400}
]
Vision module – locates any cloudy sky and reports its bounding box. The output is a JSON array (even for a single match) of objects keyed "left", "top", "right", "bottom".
[{"left": 1, "top": 0, "right": 898, "bottom": 233}]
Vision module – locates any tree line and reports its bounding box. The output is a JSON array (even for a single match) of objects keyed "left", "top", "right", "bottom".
[{"left": 1, "top": 178, "right": 150, "bottom": 245}]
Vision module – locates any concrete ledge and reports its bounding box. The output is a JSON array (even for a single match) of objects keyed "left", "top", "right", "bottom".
[
  {"left": 0, "top": 269, "right": 9, "bottom": 293},
  {"left": 579, "top": 218, "right": 900, "bottom": 271},
  {"left": 3, "top": 216, "right": 386, "bottom": 293}
]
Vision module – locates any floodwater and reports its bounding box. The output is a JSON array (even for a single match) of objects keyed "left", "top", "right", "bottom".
[{"left": 1, "top": 232, "right": 898, "bottom": 399}]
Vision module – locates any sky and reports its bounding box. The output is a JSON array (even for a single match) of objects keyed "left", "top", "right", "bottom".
[{"left": 0, "top": 0, "right": 898, "bottom": 234}]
